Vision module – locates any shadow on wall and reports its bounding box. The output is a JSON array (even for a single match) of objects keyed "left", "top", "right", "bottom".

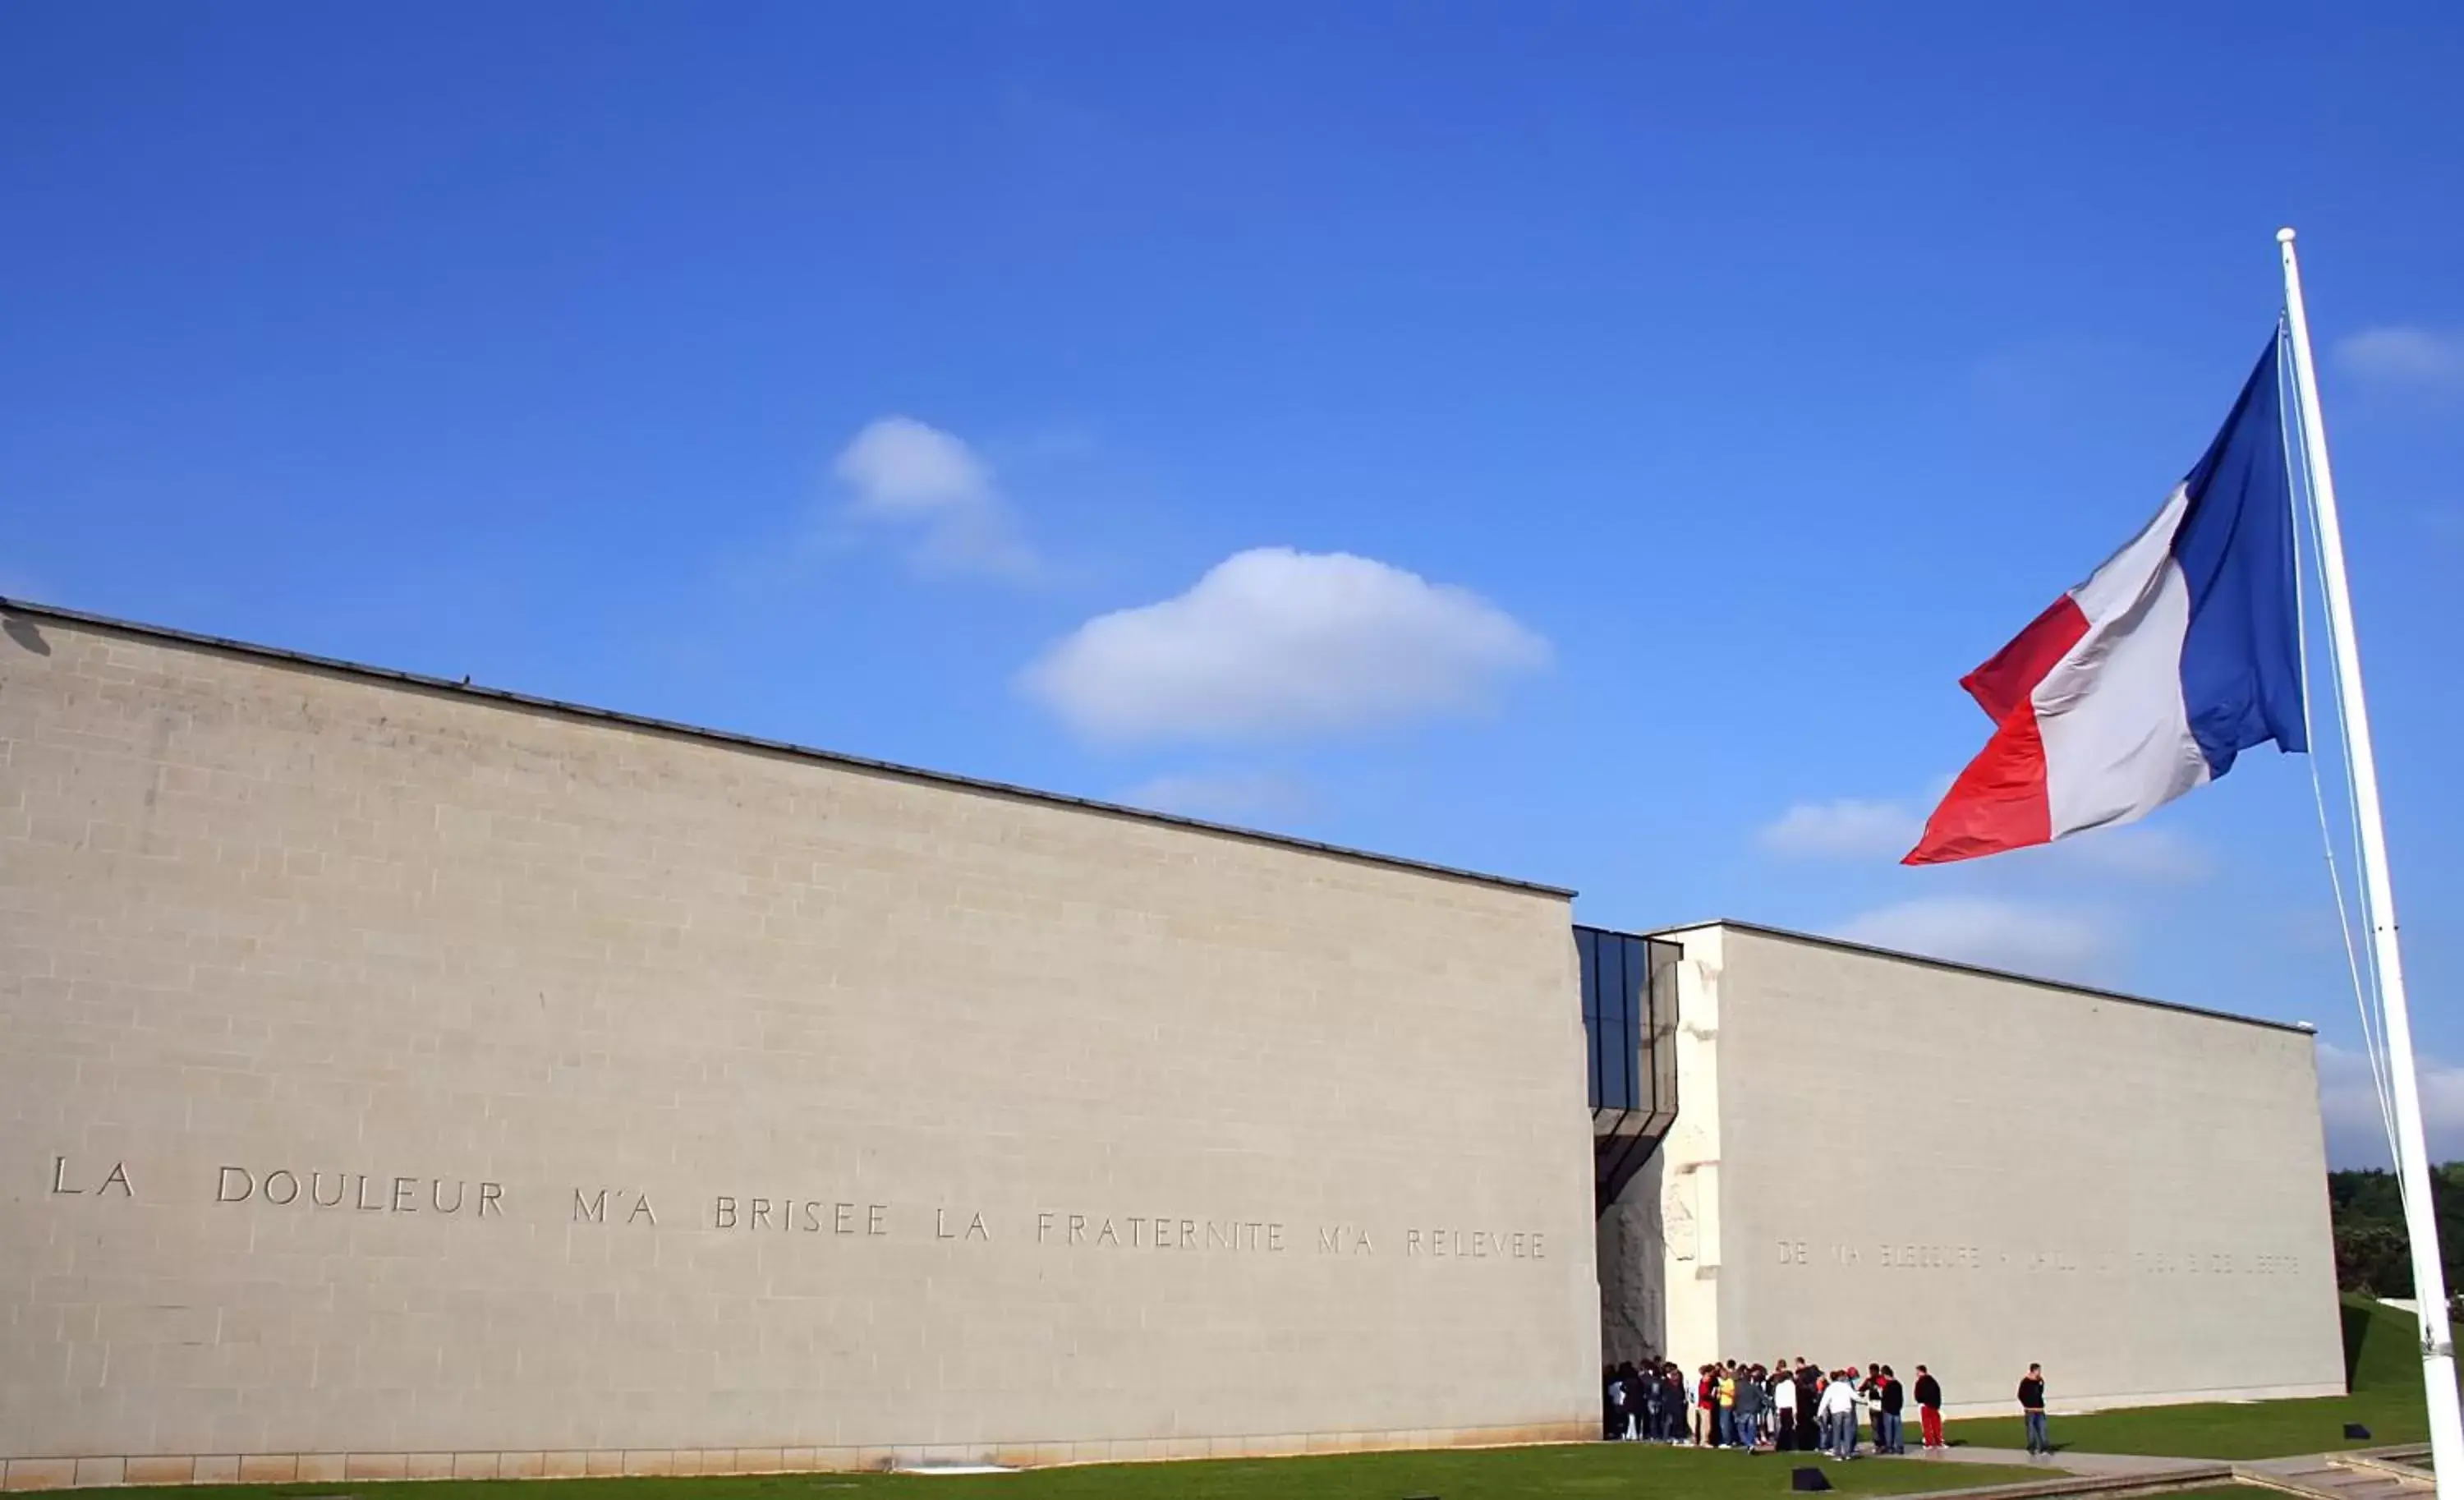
[
  {"left": 2342, "top": 1298, "right": 2373, "bottom": 1392},
  {"left": 1597, "top": 1153, "right": 1666, "bottom": 1366},
  {"left": 3, "top": 615, "right": 51, "bottom": 656}
]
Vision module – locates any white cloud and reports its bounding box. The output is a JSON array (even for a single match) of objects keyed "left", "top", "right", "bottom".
[
  {"left": 1018, "top": 548, "right": 1550, "bottom": 743},
  {"left": 2036, "top": 822, "right": 2209, "bottom": 881},
  {"left": 1758, "top": 783, "right": 2208, "bottom": 881},
  {"left": 1118, "top": 770, "right": 1308, "bottom": 823},
  {"left": 2316, "top": 1041, "right": 2464, "bottom": 1169},
  {"left": 2335, "top": 327, "right": 2464, "bottom": 394},
  {"left": 1760, "top": 798, "right": 1925, "bottom": 860},
  {"left": 832, "top": 416, "right": 1038, "bottom": 580},
  {"left": 1834, "top": 895, "right": 2114, "bottom": 979}
]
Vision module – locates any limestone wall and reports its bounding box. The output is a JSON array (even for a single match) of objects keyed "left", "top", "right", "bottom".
[
  {"left": 1657, "top": 922, "right": 2345, "bottom": 1416},
  {"left": 0, "top": 610, "right": 1600, "bottom": 1480}
]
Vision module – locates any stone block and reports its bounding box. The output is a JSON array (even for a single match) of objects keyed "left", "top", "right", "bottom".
[
  {"left": 122, "top": 1459, "right": 195, "bottom": 1487},
  {"left": 3, "top": 1460, "right": 76, "bottom": 1492}
]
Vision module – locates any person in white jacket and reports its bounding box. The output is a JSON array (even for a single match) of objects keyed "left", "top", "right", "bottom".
[{"left": 1817, "top": 1371, "right": 1859, "bottom": 1459}]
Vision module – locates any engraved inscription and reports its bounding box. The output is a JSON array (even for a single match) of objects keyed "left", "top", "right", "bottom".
[
  {"left": 1316, "top": 1223, "right": 1376, "bottom": 1255},
  {"left": 573, "top": 1188, "right": 659, "bottom": 1226},
  {"left": 37, "top": 1154, "right": 1556, "bottom": 1269},
  {"left": 936, "top": 1208, "right": 991, "bottom": 1241},
  {"left": 1407, "top": 1228, "right": 1545, "bottom": 1259},
  {"left": 1765, "top": 1226, "right": 2308, "bottom": 1278},
  {"left": 213, "top": 1166, "right": 503, "bottom": 1217},
  {"left": 1879, "top": 1244, "right": 1981, "bottom": 1269},
  {"left": 1037, "top": 1214, "right": 1285, "bottom": 1251},
  {"left": 49, "top": 1156, "right": 132, "bottom": 1197},
  {"left": 711, "top": 1195, "right": 890, "bottom": 1233}
]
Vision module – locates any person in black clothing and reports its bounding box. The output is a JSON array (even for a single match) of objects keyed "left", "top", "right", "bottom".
[
  {"left": 1794, "top": 1360, "right": 1821, "bottom": 1455},
  {"left": 1878, "top": 1365, "right": 1905, "bottom": 1454},
  {"left": 2018, "top": 1364, "right": 2050, "bottom": 1456},
  {"left": 1914, "top": 1364, "right": 1945, "bottom": 1451},
  {"left": 1603, "top": 1364, "right": 1625, "bottom": 1442}
]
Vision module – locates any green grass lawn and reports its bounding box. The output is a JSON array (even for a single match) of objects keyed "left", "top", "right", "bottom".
[
  {"left": 145, "top": 1447, "right": 2048, "bottom": 1500},
  {"left": 1938, "top": 1294, "right": 2446, "bottom": 1460}
]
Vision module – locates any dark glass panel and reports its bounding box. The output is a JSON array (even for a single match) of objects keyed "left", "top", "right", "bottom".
[{"left": 1598, "top": 931, "right": 1631, "bottom": 1111}]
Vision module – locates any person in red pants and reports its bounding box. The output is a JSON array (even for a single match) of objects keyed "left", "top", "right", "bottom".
[{"left": 1914, "top": 1365, "right": 1945, "bottom": 1450}]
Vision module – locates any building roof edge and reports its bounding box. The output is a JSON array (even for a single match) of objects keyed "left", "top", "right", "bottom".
[
  {"left": 0, "top": 596, "right": 1577, "bottom": 901},
  {"left": 1641, "top": 916, "right": 2313, "bottom": 1036}
]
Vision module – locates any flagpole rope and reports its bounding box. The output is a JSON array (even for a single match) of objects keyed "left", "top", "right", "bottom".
[
  {"left": 2282, "top": 318, "right": 2407, "bottom": 1178},
  {"left": 2306, "top": 358, "right": 2403, "bottom": 1170}
]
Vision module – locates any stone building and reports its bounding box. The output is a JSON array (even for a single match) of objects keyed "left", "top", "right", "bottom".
[
  {"left": 1593, "top": 921, "right": 2345, "bottom": 1415},
  {"left": 0, "top": 600, "right": 2343, "bottom": 1485}
]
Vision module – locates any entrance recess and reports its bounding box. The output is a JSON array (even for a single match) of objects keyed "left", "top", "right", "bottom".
[{"left": 1575, "top": 926, "right": 1679, "bottom": 1212}]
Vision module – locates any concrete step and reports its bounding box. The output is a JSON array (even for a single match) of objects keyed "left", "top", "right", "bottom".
[
  {"left": 2232, "top": 1452, "right": 2435, "bottom": 1499},
  {"left": 1873, "top": 1447, "right": 2433, "bottom": 1500},
  {"left": 2331, "top": 1451, "right": 2438, "bottom": 1489},
  {"left": 1903, "top": 1465, "right": 2233, "bottom": 1499}
]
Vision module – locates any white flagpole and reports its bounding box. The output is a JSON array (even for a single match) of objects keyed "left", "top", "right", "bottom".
[{"left": 2278, "top": 225, "right": 2463, "bottom": 1491}]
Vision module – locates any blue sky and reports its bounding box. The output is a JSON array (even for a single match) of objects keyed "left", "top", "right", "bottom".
[{"left": 4, "top": 4, "right": 2459, "bottom": 1165}]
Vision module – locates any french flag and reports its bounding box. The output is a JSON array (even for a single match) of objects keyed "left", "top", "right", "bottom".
[{"left": 1905, "top": 338, "right": 2309, "bottom": 865}]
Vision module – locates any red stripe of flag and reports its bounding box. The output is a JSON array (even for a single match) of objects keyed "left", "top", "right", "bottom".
[{"left": 1905, "top": 595, "right": 2090, "bottom": 866}]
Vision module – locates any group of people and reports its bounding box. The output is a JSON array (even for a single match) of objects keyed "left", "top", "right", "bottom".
[{"left": 1600, "top": 1358, "right": 1987, "bottom": 1460}]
